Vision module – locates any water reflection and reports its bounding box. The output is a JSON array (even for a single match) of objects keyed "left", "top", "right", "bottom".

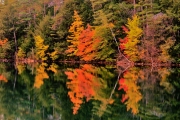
[
  {"left": 65, "top": 64, "right": 116, "bottom": 116},
  {"left": 0, "top": 62, "right": 179, "bottom": 119},
  {"left": 118, "top": 67, "right": 142, "bottom": 115},
  {"left": 118, "top": 67, "right": 175, "bottom": 119}
]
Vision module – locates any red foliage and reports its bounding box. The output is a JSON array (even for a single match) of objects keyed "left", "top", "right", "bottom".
[
  {"left": 121, "top": 94, "right": 128, "bottom": 103},
  {"left": 119, "top": 37, "right": 128, "bottom": 50},
  {"left": 118, "top": 78, "right": 128, "bottom": 92},
  {"left": 122, "top": 26, "right": 129, "bottom": 33},
  {"left": 119, "top": 26, "right": 129, "bottom": 51},
  {"left": 118, "top": 71, "right": 129, "bottom": 103}
]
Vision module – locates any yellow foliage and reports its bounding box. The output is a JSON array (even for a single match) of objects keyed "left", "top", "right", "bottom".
[
  {"left": 49, "top": 50, "right": 58, "bottom": 60},
  {"left": 17, "top": 64, "right": 25, "bottom": 74},
  {"left": 159, "top": 68, "right": 175, "bottom": 94},
  {"left": 34, "top": 35, "right": 49, "bottom": 61},
  {"left": 124, "top": 15, "right": 142, "bottom": 61},
  {"left": 122, "top": 68, "right": 142, "bottom": 115},
  {"left": 17, "top": 47, "right": 26, "bottom": 58},
  {"left": 34, "top": 63, "right": 49, "bottom": 88},
  {"left": 47, "top": 63, "right": 58, "bottom": 74},
  {"left": 159, "top": 38, "right": 175, "bottom": 62},
  {"left": 66, "top": 10, "right": 84, "bottom": 56}
]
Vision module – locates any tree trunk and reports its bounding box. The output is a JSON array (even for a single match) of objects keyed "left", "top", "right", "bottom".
[
  {"left": 133, "top": 0, "right": 136, "bottom": 15},
  {"left": 13, "top": 25, "right": 17, "bottom": 52}
]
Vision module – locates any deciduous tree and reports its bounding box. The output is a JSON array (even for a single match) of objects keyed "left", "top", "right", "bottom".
[
  {"left": 121, "top": 15, "right": 142, "bottom": 61},
  {"left": 65, "top": 64, "right": 97, "bottom": 114},
  {"left": 66, "top": 10, "right": 84, "bottom": 56},
  {"left": 34, "top": 35, "right": 49, "bottom": 61},
  {"left": 76, "top": 24, "right": 96, "bottom": 61}
]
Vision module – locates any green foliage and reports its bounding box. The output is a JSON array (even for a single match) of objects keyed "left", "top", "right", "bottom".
[
  {"left": 94, "top": 26, "right": 115, "bottom": 61},
  {"left": 0, "top": 41, "right": 11, "bottom": 58}
]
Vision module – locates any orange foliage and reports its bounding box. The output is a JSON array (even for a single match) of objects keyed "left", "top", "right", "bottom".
[
  {"left": 0, "top": 74, "right": 8, "bottom": 82},
  {"left": 65, "top": 64, "right": 98, "bottom": 114},
  {"left": 0, "top": 38, "right": 8, "bottom": 46},
  {"left": 77, "top": 24, "right": 96, "bottom": 61}
]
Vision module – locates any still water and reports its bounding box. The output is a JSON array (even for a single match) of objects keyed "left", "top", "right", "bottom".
[{"left": 0, "top": 62, "right": 179, "bottom": 120}]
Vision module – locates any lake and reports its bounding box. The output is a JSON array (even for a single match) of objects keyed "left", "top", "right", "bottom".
[{"left": 0, "top": 62, "right": 179, "bottom": 120}]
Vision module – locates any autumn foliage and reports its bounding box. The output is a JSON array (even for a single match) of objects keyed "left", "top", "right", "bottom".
[
  {"left": 118, "top": 68, "right": 142, "bottom": 115},
  {"left": 34, "top": 36, "right": 49, "bottom": 61},
  {"left": 0, "top": 38, "right": 8, "bottom": 46},
  {"left": 34, "top": 63, "right": 49, "bottom": 88},
  {"left": 119, "top": 26, "right": 129, "bottom": 51},
  {"left": 76, "top": 24, "right": 97, "bottom": 61},
  {"left": 65, "top": 64, "right": 97, "bottom": 114},
  {"left": 0, "top": 74, "right": 8, "bottom": 82},
  {"left": 119, "top": 15, "right": 142, "bottom": 61},
  {"left": 66, "top": 10, "right": 84, "bottom": 56},
  {"left": 65, "top": 64, "right": 115, "bottom": 116}
]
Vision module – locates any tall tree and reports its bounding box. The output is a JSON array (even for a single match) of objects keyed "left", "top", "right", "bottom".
[
  {"left": 139, "top": 13, "right": 175, "bottom": 64},
  {"left": 120, "top": 15, "right": 142, "bottom": 62},
  {"left": 34, "top": 35, "right": 49, "bottom": 61},
  {"left": 0, "top": 0, "right": 18, "bottom": 55},
  {"left": 76, "top": 24, "right": 97, "bottom": 61},
  {"left": 66, "top": 10, "right": 84, "bottom": 56}
]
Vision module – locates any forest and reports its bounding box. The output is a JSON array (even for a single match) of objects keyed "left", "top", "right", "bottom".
[
  {"left": 1, "top": 0, "right": 180, "bottom": 119},
  {"left": 0, "top": 0, "right": 180, "bottom": 65}
]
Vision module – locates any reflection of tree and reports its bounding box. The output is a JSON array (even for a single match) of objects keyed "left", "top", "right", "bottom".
[
  {"left": 15, "top": 63, "right": 63, "bottom": 119},
  {"left": 118, "top": 67, "right": 176, "bottom": 119},
  {"left": 65, "top": 64, "right": 116, "bottom": 116},
  {"left": 163, "top": 68, "right": 180, "bottom": 119},
  {"left": 65, "top": 64, "right": 98, "bottom": 114},
  {"left": 16, "top": 64, "right": 26, "bottom": 74},
  {"left": 118, "top": 67, "right": 142, "bottom": 115},
  {"left": 0, "top": 63, "right": 10, "bottom": 83},
  {"left": 0, "top": 63, "right": 71, "bottom": 119},
  {"left": 92, "top": 66, "right": 115, "bottom": 117},
  {"left": 137, "top": 67, "right": 173, "bottom": 119},
  {"left": 34, "top": 63, "right": 49, "bottom": 88},
  {"left": 0, "top": 63, "right": 42, "bottom": 119}
]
